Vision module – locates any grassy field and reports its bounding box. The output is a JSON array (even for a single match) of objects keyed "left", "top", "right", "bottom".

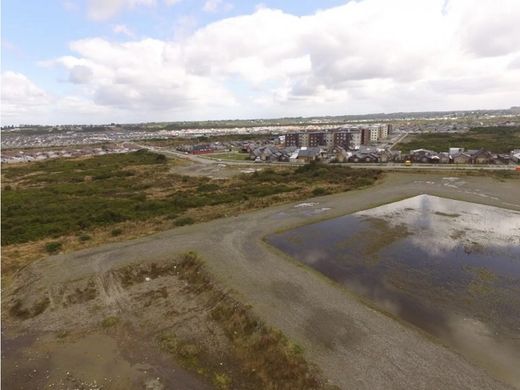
[
  {"left": 1, "top": 152, "right": 381, "bottom": 277},
  {"left": 398, "top": 126, "right": 520, "bottom": 153},
  {"left": 208, "top": 152, "right": 251, "bottom": 161}
]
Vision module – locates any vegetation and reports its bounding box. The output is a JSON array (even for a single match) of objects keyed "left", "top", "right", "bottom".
[
  {"left": 101, "top": 316, "right": 120, "bottom": 328},
  {"left": 1, "top": 153, "right": 381, "bottom": 286},
  {"left": 159, "top": 252, "right": 327, "bottom": 389},
  {"left": 111, "top": 228, "right": 123, "bottom": 237},
  {"left": 2, "top": 150, "right": 169, "bottom": 245},
  {"left": 398, "top": 126, "right": 520, "bottom": 153},
  {"left": 208, "top": 152, "right": 250, "bottom": 161},
  {"left": 2, "top": 153, "right": 381, "bottom": 248},
  {"left": 45, "top": 241, "right": 63, "bottom": 254}
]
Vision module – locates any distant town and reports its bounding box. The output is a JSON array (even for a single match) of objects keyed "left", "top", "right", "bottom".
[{"left": 1, "top": 108, "right": 520, "bottom": 167}]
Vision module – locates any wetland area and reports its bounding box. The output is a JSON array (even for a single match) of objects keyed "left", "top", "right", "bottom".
[{"left": 267, "top": 195, "right": 520, "bottom": 387}]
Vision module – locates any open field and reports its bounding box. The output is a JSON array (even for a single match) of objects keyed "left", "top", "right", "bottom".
[
  {"left": 396, "top": 126, "right": 520, "bottom": 153},
  {"left": 206, "top": 151, "right": 251, "bottom": 161},
  {"left": 1, "top": 152, "right": 381, "bottom": 281},
  {"left": 3, "top": 171, "right": 520, "bottom": 389}
]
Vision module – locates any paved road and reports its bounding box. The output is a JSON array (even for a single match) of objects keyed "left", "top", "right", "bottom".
[{"left": 10, "top": 173, "right": 520, "bottom": 389}]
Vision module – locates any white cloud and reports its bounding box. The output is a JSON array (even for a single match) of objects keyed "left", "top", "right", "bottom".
[
  {"left": 113, "top": 24, "right": 134, "bottom": 37},
  {"left": 86, "top": 0, "right": 156, "bottom": 21},
  {"left": 203, "top": 0, "right": 232, "bottom": 13},
  {"left": 1, "top": 72, "right": 52, "bottom": 123},
  {"left": 7, "top": 0, "right": 520, "bottom": 124}
]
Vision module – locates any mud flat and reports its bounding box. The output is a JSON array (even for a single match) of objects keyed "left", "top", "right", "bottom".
[
  {"left": 3, "top": 173, "right": 520, "bottom": 389},
  {"left": 267, "top": 195, "right": 520, "bottom": 387}
]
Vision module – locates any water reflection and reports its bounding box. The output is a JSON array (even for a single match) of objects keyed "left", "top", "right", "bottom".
[{"left": 267, "top": 195, "right": 520, "bottom": 387}]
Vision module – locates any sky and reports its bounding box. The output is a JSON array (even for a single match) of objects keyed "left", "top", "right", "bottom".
[{"left": 2, "top": 0, "right": 520, "bottom": 125}]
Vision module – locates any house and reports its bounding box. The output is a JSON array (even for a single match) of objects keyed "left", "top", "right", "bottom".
[
  {"left": 378, "top": 150, "right": 395, "bottom": 163},
  {"left": 493, "top": 154, "right": 511, "bottom": 165},
  {"left": 296, "top": 147, "right": 322, "bottom": 162},
  {"left": 331, "top": 146, "right": 350, "bottom": 163},
  {"left": 410, "top": 149, "right": 438, "bottom": 163},
  {"left": 470, "top": 150, "right": 493, "bottom": 164},
  {"left": 449, "top": 147, "right": 464, "bottom": 155},
  {"left": 348, "top": 152, "right": 379, "bottom": 163},
  {"left": 249, "top": 146, "right": 272, "bottom": 161},
  {"left": 438, "top": 152, "right": 451, "bottom": 164},
  {"left": 452, "top": 152, "right": 472, "bottom": 164}
]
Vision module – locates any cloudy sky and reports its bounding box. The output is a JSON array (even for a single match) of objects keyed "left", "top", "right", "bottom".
[{"left": 2, "top": 0, "right": 520, "bottom": 125}]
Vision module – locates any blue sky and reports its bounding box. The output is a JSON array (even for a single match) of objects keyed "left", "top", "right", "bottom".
[
  {"left": 2, "top": 0, "right": 520, "bottom": 125},
  {"left": 2, "top": 0, "right": 344, "bottom": 92}
]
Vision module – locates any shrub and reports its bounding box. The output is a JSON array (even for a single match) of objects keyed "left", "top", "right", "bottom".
[
  {"left": 111, "top": 228, "right": 123, "bottom": 236},
  {"left": 197, "top": 183, "right": 219, "bottom": 192},
  {"left": 79, "top": 234, "right": 91, "bottom": 242},
  {"left": 312, "top": 187, "right": 329, "bottom": 196},
  {"left": 155, "top": 153, "right": 167, "bottom": 163},
  {"left": 45, "top": 241, "right": 62, "bottom": 254},
  {"left": 101, "top": 316, "right": 119, "bottom": 328},
  {"left": 175, "top": 217, "right": 194, "bottom": 226}
]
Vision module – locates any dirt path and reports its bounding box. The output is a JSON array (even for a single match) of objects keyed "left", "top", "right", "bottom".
[{"left": 4, "top": 172, "right": 519, "bottom": 389}]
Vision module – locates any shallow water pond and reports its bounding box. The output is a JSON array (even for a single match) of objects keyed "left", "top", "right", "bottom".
[{"left": 267, "top": 195, "right": 520, "bottom": 387}]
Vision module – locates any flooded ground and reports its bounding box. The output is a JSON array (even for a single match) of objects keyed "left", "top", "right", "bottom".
[{"left": 267, "top": 195, "right": 520, "bottom": 387}]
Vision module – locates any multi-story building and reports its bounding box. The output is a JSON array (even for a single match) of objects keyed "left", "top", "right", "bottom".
[
  {"left": 308, "top": 132, "right": 326, "bottom": 147},
  {"left": 285, "top": 129, "right": 355, "bottom": 149},
  {"left": 360, "top": 128, "right": 371, "bottom": 145},
  {"left": 378, "top": 125, "right": 388, "bottom": 140},
  {"left": 285, "top": 133, "right": 299, "bottom": 147},
  {"left": 325, "top": 132, "right": 335, "bottom": 148},
  {"left": 333, "top": 131, "right": 352, "bottom": 149},
  {"left": 369, "top": 127, "right": 379, "bottom": 142},
  {"left": 350, "top": 130, "right": 361, "bottom": 148},
  {"left": 299, "top": 132, "right": 309, "bottom": 147}
]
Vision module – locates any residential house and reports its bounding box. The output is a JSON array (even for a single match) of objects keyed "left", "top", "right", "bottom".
[
  {"left": 297, "top": 147, "right": 322, "bottom": 162},
  {"left": 493, "top": 154, "right": 511, "bottom": 165},
  {"left": 438, "top": 152, "right": 451, "bottom": 164},
  {"left": 470, "top": 150, "right": 494, "bottom": 164},
  {"left": 452, "top": 152, "right": 472, "bottom": 164},
  {"left": 410, "top": 149, "right": 438, "bottom": 163},
  {"left": 348, "top": 152, "right": 379, "bottom": 163},
  {"left": 331, "top": 146, "right": 350, "bottom": 162}
]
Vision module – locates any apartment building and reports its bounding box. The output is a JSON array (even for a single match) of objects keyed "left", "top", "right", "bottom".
[{"left": 285, "top": 133, "right": 299, "bottom": 147}]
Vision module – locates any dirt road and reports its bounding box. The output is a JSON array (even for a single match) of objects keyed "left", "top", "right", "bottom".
[{"left": 4, "top": 172, "right": 520, "bottom": 389}]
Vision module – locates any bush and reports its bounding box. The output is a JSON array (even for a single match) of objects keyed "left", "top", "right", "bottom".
[
  {"left": 175, "top": 217, "right": 195, "bottom": 226},
  {"left": 45, "top": 241, "right": 62, "bottom": 254},
  {"left": 79, "top": 234, "right": 91, "bottom": 242},
  {"left": 312, "top": 187, "right": 329, "bottom": 196},
  {"left": 155, "top": 153, "right": 167, "bottom": 163},
  {"left": 111, "top": 228, "right": 123, "bottom": 236},
  {"left": 101, "top": 316, "right": 119, "bottom": 328}
]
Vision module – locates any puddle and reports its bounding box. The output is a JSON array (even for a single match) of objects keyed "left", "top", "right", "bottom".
[{"left": 267, "top": 195, "right": 520, "bottom": 387}]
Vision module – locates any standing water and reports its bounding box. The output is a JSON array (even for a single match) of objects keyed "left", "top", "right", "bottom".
[{"left": 267, "top": 195, "right": 520, "bottom": 387}]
